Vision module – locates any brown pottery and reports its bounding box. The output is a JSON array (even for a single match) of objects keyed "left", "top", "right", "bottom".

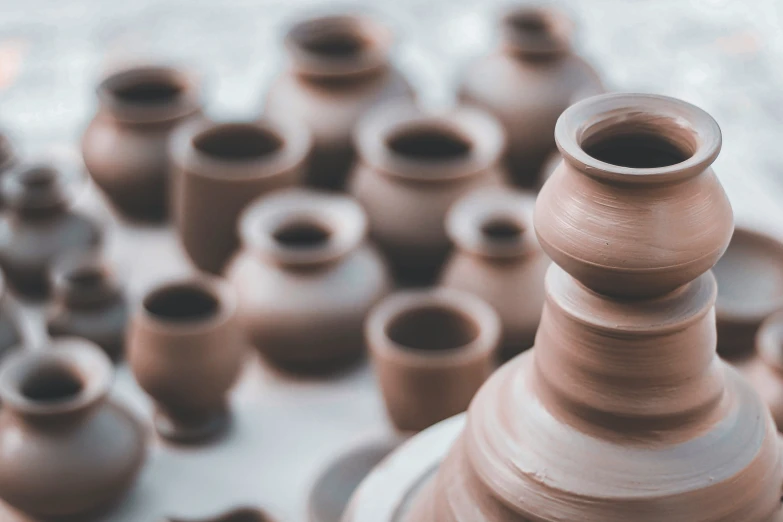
[
  {"left": 0, "top": 339, "right": 146, "bottom": 520},
  {"left": 171, "top": 118, "right": 310, "bottom": 274},
  {"left": 350, "top": 102, "right": 506, "bottom": 286},
  {"left": 166, "top": 507, "right": 273, "bottom": 522},
  {"left": 742, "top": 310, "right": 783, "bottom": 432},
  {"left": 128, "top": 277, "right": 244, "bottom": 444},
  {"left": 82, "top": 65, "right": 203, "bottom": 221},
  {"left": 265, "top": 14, "right": 414, "bottom": 190},
  {"left": 441, "top": 187, "right": 548, "bottom": 361},
  {"left": 226, "top": 189, "right": 391, "bottom": 374}
]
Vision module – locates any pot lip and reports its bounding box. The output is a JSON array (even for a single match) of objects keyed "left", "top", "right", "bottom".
[
  {"left": 757, "top": 310, "right": 783, "bottom": 373},
  {"left": 50, "top": 250, "right": 121, "bottom": 309},
  {"left": 2, "top": 162, "right": 74, "bottom": 213},
  {"left": 355, "top": 101, "right": 506, "bottom": 183},
  {"left": 367, "top": 288, "right": 500, "bottom": 366},
  {"left": 555, "top": 93, "right": 722, "bottom": 184},
  {"left": 498, "top": 4, "right": 574, "bottom": 58}
]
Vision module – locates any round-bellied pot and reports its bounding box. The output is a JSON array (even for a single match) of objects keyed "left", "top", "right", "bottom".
[
  {"left": 0, "top": 338, "right": 146, "bottom": 520},
  {"left": 458, "top": 6, "right": 603, "bottom": 189},
  {"left": 0, "top": 163, "right": 103, "bottom": 299},
  {"left": 165, "top": 507, "right": 273, "bottom": 522},
  {"left": 127, "top": 277, "right": 244, "bottom": 444},
  {"left": 82, "top": 65, "right": 203, "bottom": 222},
  {"left": 350, "top": 102, "right": 506, "bottom": 286},
  {"left": 367, "top": 289, "right": 499, "bottom": 433},
  {"left": 265, "top": 14, "right": 414, "bottom": 190},
  {"left": 226, "top": 189, "right": 391, "bottom": 374},
  {"left": 440, "top": 187, "right": 548, "bottom": 361}
]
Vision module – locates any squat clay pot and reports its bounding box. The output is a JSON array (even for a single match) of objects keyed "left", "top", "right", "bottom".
[
  {"left": 441, "top": 187, "right": 548, "bottom": 361},
  {"left": 128, "top": 277, "right": 244, "bottom": 444},
  {"left": 171, "top": 118, "right": 310, "bottom": 274},
  {"left": 226, "top": 189, "right": 391, "bottom": 374},
  {"left": 166, "top": 507, "right": 273, "bottom": 522},
  {"left": 82, "top": 65, "right": 203, "bottom": 221},
  {"left": 367, "top": 289, "right": 499, "bottom": 433},
  {"left": 0, "top": 163, "right": 103, "bottom": 299},
  {"left": 265, "top": 14, "right": 414, "bottom": 190},
  {"left": 351, "top": 102, "right": 505, "bottom": 286},
  {"left": 0, "top": 339, "right": 146, "bottom": 519}
]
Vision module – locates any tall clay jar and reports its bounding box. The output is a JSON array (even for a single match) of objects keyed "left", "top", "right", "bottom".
[
  {"left": 265, "top": 14, "right": 414, "bottom": 190},
  {"left": 82, "top": 65, "right": 203, "bottom": 221},
  {"left": 171, "top": 118, "right": 310, "bottom": 274},
  {"left": 459, "top": 6, "right": 603, "bottom": 188},
  {"left": 440, "top": 187, "right": 548, "bottom": 361},
  {"left": 351, "top": 103, "right": 506, "bottom": 286},
  {"left": 225, "top": 189, "right": 391, "bottom": 374},
  {"left": 128, "top": 277, "right": 244, "bottom": 443}
]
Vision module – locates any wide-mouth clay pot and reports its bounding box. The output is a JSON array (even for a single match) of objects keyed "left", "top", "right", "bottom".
[{"left": 165, "top": 506, "right": 273, "bottom": 522}]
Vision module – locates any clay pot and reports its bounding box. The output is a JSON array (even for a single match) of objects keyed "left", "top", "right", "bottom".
[
  {"left": 166, "top": 507, "right": 272, "bottom": 522},
  {"left": 46, "top": 252, "right": 128, "bottom": 362},
  {"left": 0, "top": 338, "right": 146, "bottom": 519},
  {"left": 458, "top": 6, "right": 603, "bottom": 189},
  {"left": 82, "top": 65, "right": 203, "bottom": 222},
  {"left": 351, "top": 102, "right": 506, "bottom": 286},
  {"left": 127, "top": 277, "right": 244, "bottom": 443},
  {"left": 0, "top": 163, "right": 103, "bottom": 299},
  {"left": 743, "top": 311, "right": 783, "bottom": 432},
  {"left": 265, "top": 14, "right": 414, "bottom": 190},
  {"left": 226, "top": 189, "right": 390, "bottom": 374},
  {"left": 367, "top": 289, "right": 499, "bottom": 433},
  {"left": 440, "top": 187, "right": 548, "bottom": 361}
]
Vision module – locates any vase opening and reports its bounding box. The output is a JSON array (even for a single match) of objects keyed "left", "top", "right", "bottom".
[
  {"left": 501, "top": 7, "right": 571, "bottom": 57},
  {"left": 272, "top": 220, "right": 332, "bottom": 249},
  {"left": 388, "top": 126, "right": 472, "bottom": 162},
  {"left": 387, "top": 305, "right": 480, "bottom": 353},
  {"left": 509, "top": 10, "right": 549, "bottom": 37},
  {"left": 194, "top": 124, "right": 283, "bottom": 161},
  {"left": 20, "top": 361, "right": 83, "bottom": 403},
  {"left": 480, "top": 217, "right": 524, "bottom": 243},
  {"left": 144, "top": 284, "right": 220, "bottom": 322},
  {"left": 583, "top": 130, "right": 691, "bottom": 169},
  {"left": 112, "top": 77, "right": 182, "bottom": 105},
  {"left": 299, "top": 25, "right": 366, "bottom": 59},
  {"left": 20, "top": 166, "right": 56, "bottom": 189},
  {"left": 66, "top": 266, "right": 104, "bottom": 289}
]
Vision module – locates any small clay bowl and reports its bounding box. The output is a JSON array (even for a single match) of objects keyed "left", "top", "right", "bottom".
[{"left": 165, "top": 507, "right": 272, "bottom": 522}]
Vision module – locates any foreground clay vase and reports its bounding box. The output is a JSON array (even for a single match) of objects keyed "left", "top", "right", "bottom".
[
  {"left": 166, "top": 507, "right": 273, "bottom": 522},
  {"left": 367, "top": 289, "right": 499, "bottom": 433},
  {"left": 459, "top": 6, "right": 603, "bottom": 188},
  {"left": 344, "top": 94, "right": 783, "bottom": 521},
  {"left": 226, "top": 189, "right": 390, "bottom": 373},
  {"left": 171, "top": 118, "right": 310, "bottom": 274},
  {"left": 0, "top": 163, "right": 103, "bottom": 299},
  {"left": 441, "top": 187, "right": 548, "bottom": 361},
  {"left": 82, "top": 65, "right": 203, "bottom": 221},
  {"left": 742, "top": 311, "right": 783, "bottom": 432},
  {"left": 0, "top": 339, "right": 146, "bottom": 519},
  {"left": 128, "top": 277, "right": 244, "bottom": 443},
  {"left": 265, "top": 14, "right": 414, "bottom": 190},
  {"left": 47, "top": 253, "right": 128, "bottom": 362},
  {"left": 351, "top": 102, "right": 505, "bottom": 285}
]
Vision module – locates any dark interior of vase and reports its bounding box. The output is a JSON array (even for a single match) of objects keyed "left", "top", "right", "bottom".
[
  {"left": 20, "top": 166, "right": 56, "bottom": 188},
  {"left": 297, "top": 20, "right": 367, "bottom": 59},
  {"left": 66, "top": 266, "right": 104, "bottom": 289},
  {"left": 509, "top": 10, "right": 550, "bottom": 37},
  {"left": 583, "top": 128, "right": 691, "bottom": 168},
  {"left": 112, "top": 75, "right": 183, "bottom": 105},
  {"left": 21, "top": 362, "right": 83, "bottom": 403},
  {"left": 144, "top": 284, "right": 220, "bottom": 322},
  {"left": 481, "top": 217, "right": 524, "bottom": 243},
  {"left": 387, "top": 305, "right": 479, "bottom": 352},
  {"left": 194, "top": 125, "right": 283, "bottom": 161},
  {"left": 388, "top": 126, "right": 472, "bottom": 162},
  {"left": 273, "top": 220, "right": 332, "bottom": 249}
]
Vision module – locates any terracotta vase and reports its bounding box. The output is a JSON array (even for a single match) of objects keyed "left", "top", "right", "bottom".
[
  {"left": 458, "top": 6, "right": 603, "bottom": 188},
  {"left": 127, "top": 277, "right": 244, "bottom": 443},
  {"left": 350, "top": 102, "right": 506, "bottom": 286},
  {"left": 226, "top": 189, "right": 391, "bottom": 374},
  {"left": 0, "top": 163, "right": 103, "bottom": 299},
  {"left": 440, "top": 187, "right": 548, "bottom": 361},
  {"left": 165, "top": 507, "right": 272, "bottom": 522},
  {"left": 344, "top": 94, "right": 783, "bottom": 521},
  {"left": 82, "top": 65, "right": 203, "bottom": 222},
  {"left": 0, "top": 338, "right": 146, "bottom": 519},
  {"left": 265, "top": 14, "right": 414, "bottom": 190},
  {"left": 741, "top": 310, "right": 783, "bottom": 432},
  {"left": 46, "top": 252, "right": 128, "bottom": 362},
  {"left": 171, "top": 119, "right": 310, "bottom": 274}
]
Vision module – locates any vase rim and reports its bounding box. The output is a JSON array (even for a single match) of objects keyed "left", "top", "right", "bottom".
[
  {"left": 499, "top": 5, "right": 574, "bottom": 58},
  {"left": 50, "top": 250, "right": 120, "bottom": 309}
]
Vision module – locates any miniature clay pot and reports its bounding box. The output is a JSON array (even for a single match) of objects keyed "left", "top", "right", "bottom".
[
  {"left": 458, "top": 6, "right": 603, "bottom": 188},
  {"left": 351, "top": 102, "right": 506, "bottom": 286},
  {"left": 367, "top": 289, "right": 499, "bottom": 433},
  {"left": 166, "top": 507, "right": 273, "bottom": 522},
  {"left": 265, "top": 14, "right": 414, "bottom": 190},
  {"left": 440, "top": 187, "right": 548, "bottom": 361},
  {"left": 742, "top": 310, "right": 783, "bottom": 432},
  {"left": 82, "top": 65, "right": 203, "bottom": 221},
  {"left": 127, "top": 277, "right": 244, "bottom": 444},
  {"left": 171, "top": 118, "right": 310, "bottom": 274},
  {"left": 0, "top": 163, "right": 103, "bottom": 299},
  {"left": 46, "top": 252, "right": 128, "bottom": 362},
  {"left": 226, "top": 189, "right": 391, "bottom": 374},
  {"left": 0, "top": 338, "right": 146, "bottom": 519}
]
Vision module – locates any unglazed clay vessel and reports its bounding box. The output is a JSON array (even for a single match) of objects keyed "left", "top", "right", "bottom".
[
  {"left": 459, "top": 6, "right": 603, "bottom": 188},
  {"left": 265, "top": 14, "right": 414, "bottom": 190},
  {"left": 128, "top": 277, "right": 244, "bottom": 443},
  {"left": 0, "top": 163, "right": 103, "bottom": 299},
  {"left": 351, "top": 102, "right": 505, "bottom": 286},
  {"left": 0, "top": 338, "right": 146, "bottom": 519},
  {"left": 367, "top": 289, "right": 499, "bottom": 433},
  {"left": 47, "top": 252, "right": 128, "bottom": 362},
  {"left": 226, "top": 189, "right": 391, "bottom": 373},
  {"left": 344, "top": 94, "right": 783, "bottom": 522},
  {"left": 166, "top": 507, "right": 273, "bottom": 522},
  {"left": 82, "top": 65, "right": 203, "bottom": 221},
  {"left": 742, "top": 310, "right": 783, "bottom": 432},
  {"left": 441, "top": 187, "right": 548, "bottom": 361},
  {"left": 171, "top": 118, "right": 310, "bottom": 274}
]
